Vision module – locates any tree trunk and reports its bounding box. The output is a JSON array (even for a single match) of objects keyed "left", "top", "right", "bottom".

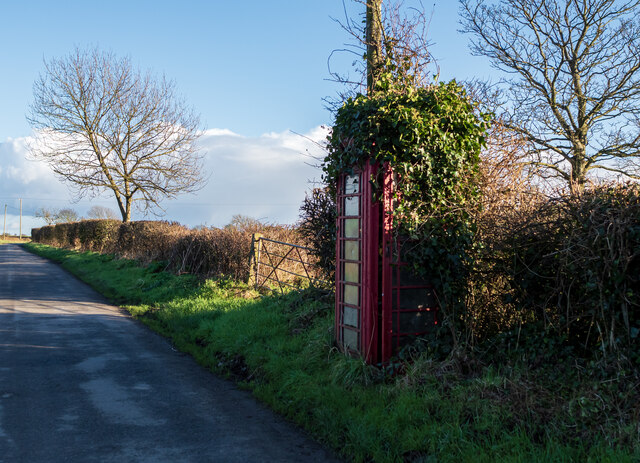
[
  {"left": 366, "top": 0, "right": 382, "bottom": 95},
  {"left": 570, "top": 147, "right": 588, "bottom": 194},
  {"left": 123, "top": 199, "right": 132, "bottom": 222},
  {"left": 115, "top": 196, "right": 131, "bottom": 222}
]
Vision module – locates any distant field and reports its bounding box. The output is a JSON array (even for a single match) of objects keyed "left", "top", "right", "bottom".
[{"left": 0, "top": 236, "right": 31, "bottom": 244}]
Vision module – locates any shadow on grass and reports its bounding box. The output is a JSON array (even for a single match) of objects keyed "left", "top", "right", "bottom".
[{"left": 24, "top": 242, "right": 202, "bottom": 306}]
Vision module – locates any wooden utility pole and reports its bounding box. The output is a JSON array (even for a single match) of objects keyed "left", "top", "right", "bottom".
[
  {"left": 19, "top": 198, "right": 22, "bottom": 239},
  {"left": 366, "top": 0, "right": 383, "bottom": 95}
]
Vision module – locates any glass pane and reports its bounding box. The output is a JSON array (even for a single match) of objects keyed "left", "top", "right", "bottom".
[
  {"left": 392, "top": 310, "right": 437, "bottom": 335},
  {"left": 344, "top": 196, "right": 359, "bottom": 216},
  {"left": 342, "top": 240, "right": 359, "bottom": 261},
  {"left": 345, "top": 174, "right": 360, "bottom": 194},
  {"left": 392, "top": 264, "right": 431, "bottom": 287},
  {"left": 344, "top": 219, "right": 360, "bottom": 238},
  {"left": 343, "top": 327, "right": 359, "bottom": 351},
  {"left": 399, "top": 288, "right": 437, "bottom": 310},
  {"left": 344, "top": 284, "right": 359, "bottom": 306},
  {"left": 344, "top": 262, "right": 360, "bottom": 283},
  {"left": 343, "top": 305, "right": 359, "bottom": 327}
]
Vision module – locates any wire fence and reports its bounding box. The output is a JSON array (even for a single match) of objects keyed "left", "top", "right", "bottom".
[{"left": 249, "top": 234, "right": 328, "bottom": 293}]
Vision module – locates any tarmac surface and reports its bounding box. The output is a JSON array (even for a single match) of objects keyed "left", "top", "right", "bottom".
[{"left": 0, "top": 244, "right": 340, "bottom": 462}]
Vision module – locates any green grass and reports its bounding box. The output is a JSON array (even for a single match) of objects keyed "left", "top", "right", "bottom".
[{"left": 24, "top": 243, "right": 639, "bottom": 463}]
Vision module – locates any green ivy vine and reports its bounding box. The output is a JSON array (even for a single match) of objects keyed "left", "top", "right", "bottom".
[{"left": 324, "top": 76, "right": 490, "bottom": 321}]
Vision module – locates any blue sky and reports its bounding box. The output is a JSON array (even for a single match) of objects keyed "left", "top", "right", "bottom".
[{"left": 0, "top": 0, "right": 494, "bottom": 233}]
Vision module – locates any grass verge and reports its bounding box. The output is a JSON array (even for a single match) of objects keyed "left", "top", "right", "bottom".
[{"left": 24, "top": 243, "right": 639, "bottom": 463}]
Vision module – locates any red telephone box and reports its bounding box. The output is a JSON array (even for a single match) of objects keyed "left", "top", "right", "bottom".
[{"left": 336, "top": 162, "right": 439, "bottom": 364}]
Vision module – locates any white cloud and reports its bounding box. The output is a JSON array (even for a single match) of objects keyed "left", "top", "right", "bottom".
[
  {"left": 0, "top": 127, "right": 330, "bottom": 232},
  {"left": 0, "top": 136, "right": 74, "bottom": 235},
  {"left": 201, "top": 128, "right": 241, "bottom": 137},
  {"left": 0, "top": 137, "right": 62, "bottom": 187},
  {"left": 161, "top": 126, "right": 328, "bottom": 227}
]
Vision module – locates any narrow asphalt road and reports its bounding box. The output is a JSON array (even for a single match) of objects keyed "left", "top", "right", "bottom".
[{"left": 0, "top": 244, "right": 340, "bottom": 462}]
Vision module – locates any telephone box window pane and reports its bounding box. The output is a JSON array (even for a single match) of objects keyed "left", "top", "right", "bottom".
[
  {"left": 343, "top": 305, "right": 359, "bottom": 327},
  {"left": 397, "top": 310, "right": 437, "bottom": 334},
  {"left": 344, "top": 262, "right": 360, "bottom": 283},
  {"left": 343, "top": 240, "right": 359, "bottom": 261},
  {"left": 345, "top": 175, "right": 360, "bottom": 194},
  {"left": 343, "top": 327, "right": 359, "bottom": 351},
  {"left": 399, "top": 288, "right": 437, "bottom": 310},
  {"left": 344, "top": 196, "right": 359, "bottom": 216},
  {"left": 392, "top": 264, "right": 430, "bottom": 287},
  {"left": 344, "top": 219, "right": 360, "bottom": 238},
  {"left": 344, "top": 284, "right": 359, "bottom": 307}
]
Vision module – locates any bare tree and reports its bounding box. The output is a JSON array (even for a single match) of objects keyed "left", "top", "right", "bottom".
[
  {"left": 56, "top": 208, "right": 79, "bottom": 223},
  {"left": 34, "top": 207, "right": 56, "bottom": 225},
  {"left": 35, "top": 207, "right": 79, "bottom": 224},
  {"left": 28, "top": 47, "right": 206, "bottom": 221},
  {"left": 224, "top": 215, "right": 265, "bottom": 233},
  {"left": 460, "top": 0, "right": 640, "bottom": 193},
  {"left": 86, "top": 205, "right": 119, "bottom": 220}
]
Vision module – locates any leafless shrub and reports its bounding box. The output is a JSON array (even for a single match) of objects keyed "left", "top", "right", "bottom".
[
  {"left": 171, "top": 227, "right": 251, "bottom": 281},
  {"left": 115, "top": 221, "right": 189, "bottom": 264}
]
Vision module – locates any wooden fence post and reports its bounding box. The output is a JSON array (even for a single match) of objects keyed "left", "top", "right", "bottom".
[{"left": 248, "top": 233, "right": 263, "bottom": 286}]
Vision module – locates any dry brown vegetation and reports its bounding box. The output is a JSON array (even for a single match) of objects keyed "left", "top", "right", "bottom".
[
  {"left": 31, "top": 219, "right": 309, "bottom": 283},
  {"left": 464, "top": 121, "right": 640, "bottom": 361}
]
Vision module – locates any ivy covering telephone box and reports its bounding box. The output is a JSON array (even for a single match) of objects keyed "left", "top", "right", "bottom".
[{"left": 326, "top": 79, "right": 489, "bottom": 363}]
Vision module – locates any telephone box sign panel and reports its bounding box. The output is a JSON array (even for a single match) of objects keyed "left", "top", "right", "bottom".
[{"left": 335, "top": 162, "right": 380, "bottom": 363}]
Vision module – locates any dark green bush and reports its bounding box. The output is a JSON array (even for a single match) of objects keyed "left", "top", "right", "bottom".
[
  {"left": 510, "top": 184, "right": 640, "bottom": 355},
  {"left": 78, "top": 219, "right": 120, "bottom": 253},
  {"left": 298, "top": 187, "right": 336, "bottom": 281},
  {"left": 464, "top": 183, "right": 640, "bottom": 360}
]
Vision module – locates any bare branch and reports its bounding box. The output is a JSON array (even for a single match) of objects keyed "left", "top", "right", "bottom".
[
  {"left": 460, "top": 0, "right": 640, "bottom": 192},
  {"left": 27, "top": 47, "right": 206, "bottom": 221},
  {"left": 326, "top": 0, "right": 437, "bottom": 110}
]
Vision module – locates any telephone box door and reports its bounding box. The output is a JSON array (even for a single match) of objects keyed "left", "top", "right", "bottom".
[
  {"left": 335, "top": 162, "right": 380, "bottom": 363},
  {"left": 380, "top": 165, "right": 439, "bottom": 362}
]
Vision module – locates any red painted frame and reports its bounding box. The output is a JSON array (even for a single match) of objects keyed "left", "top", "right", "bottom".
[
  {"left": 335, "top": 161, "right": 380, "bottom": 364},
  {"left": 381, "top": 164, "right": 439, "bottom": 362}
]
